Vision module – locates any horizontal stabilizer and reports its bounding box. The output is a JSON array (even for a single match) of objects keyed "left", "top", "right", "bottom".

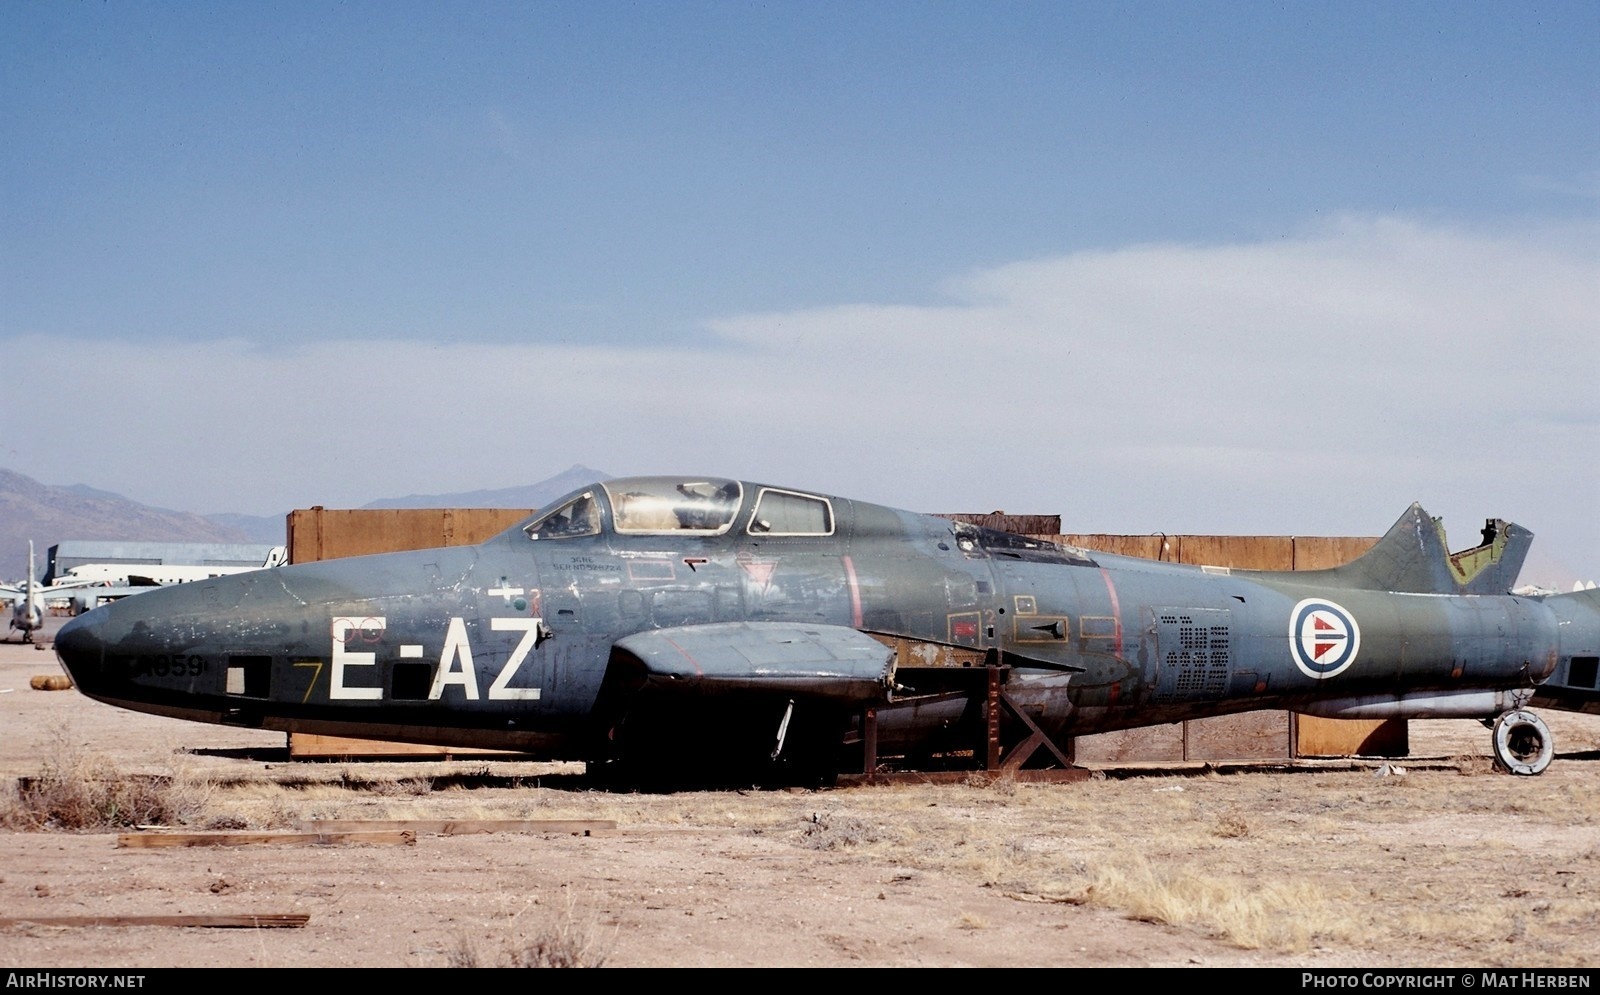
[
  {"left": 615, "top": 621, "right": 897, "bottom": 704},
  {"left": 1287, "top": 503, "right": 1532, "bottom": 595}
]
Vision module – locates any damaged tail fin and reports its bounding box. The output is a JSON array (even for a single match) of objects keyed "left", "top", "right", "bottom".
[{"left": 1291, "top": 503, "right": 1532, "bottom": 595}]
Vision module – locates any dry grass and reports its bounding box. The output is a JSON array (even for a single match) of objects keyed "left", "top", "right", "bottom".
[
  {"left": 0, "top": 726, "right": 214, "bottom": 831},
  {"left": 735, "top": 768, "right": 1599, "bottom": 965},
  {"left": 4, "top": 732, "right": 1597, "bottom": 966},
  {"left": 443, "top": 894, "right": 614, "bottom": 968},
  {"left": 1077, "top": 854, "right": 1324, "bottom": 951},
  {"left": 798, "top": 810, "right": 906, "bottom": 849}
]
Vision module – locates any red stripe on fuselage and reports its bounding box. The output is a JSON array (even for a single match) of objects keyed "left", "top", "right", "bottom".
[
  {"left": 842, "top": 555, "right": 862, "bottom": 629},
  {"left": 1098, "top": 567, "right": 1124, "bottom": 656}
]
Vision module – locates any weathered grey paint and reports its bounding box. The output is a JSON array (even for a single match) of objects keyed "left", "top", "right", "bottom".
[{"left": 53, "top": 475, "right": 1600, "bottom": 779}]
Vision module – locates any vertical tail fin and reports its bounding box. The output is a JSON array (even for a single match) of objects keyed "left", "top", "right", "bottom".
[
  {"left": 1288, "top": 504, "right": 1532, "bottom": 594},
  {"left": 1449, "top": 518, "right": 1534, "bottom": 594}
]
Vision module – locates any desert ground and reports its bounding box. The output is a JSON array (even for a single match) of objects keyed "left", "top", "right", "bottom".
[{"left": 1, "top": 617, "right": 1598, "bottom": 970}]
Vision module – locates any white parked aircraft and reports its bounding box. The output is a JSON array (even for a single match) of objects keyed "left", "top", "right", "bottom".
[
  {"left": 2, "top": 544, "right": 289, "bottom": 637},
  {"left": 0, "top": 542, "right": 98, "bottom": 642},
  {"left": 54, "top": 546, "right": 286, "bottom": 587}
]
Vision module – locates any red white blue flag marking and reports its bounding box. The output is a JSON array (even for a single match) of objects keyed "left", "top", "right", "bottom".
[{"left": 1290, "top": 598, "right": 1361, "bottom": 679}]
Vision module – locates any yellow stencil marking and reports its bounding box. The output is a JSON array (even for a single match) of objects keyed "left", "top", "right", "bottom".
[{"left": 294, "top": 659, "right": 325, "bottom": 704}]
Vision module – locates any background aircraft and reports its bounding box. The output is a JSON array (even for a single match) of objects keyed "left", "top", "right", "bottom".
[
  {"left": 52, "top": 475, "right": 1600, "bottom": 784},
  {"left": 3, "top": 543, "right": 292, "bottom": 623},
  {"left": 52, "top": 545, "right": 288, "bottom": 588},
  {"left": 1, "top": 542, "right": 98, "bottom": 642}
]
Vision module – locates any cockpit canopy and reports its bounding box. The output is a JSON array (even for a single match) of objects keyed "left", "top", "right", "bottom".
[
  {"left": 525, "top": 477, "right": 743, "bottom": 540},
  {"left": 523, "top": 476, "right": 839, "bottom": 540},
  {"left": 608, "top": 478, "right": 743, "bottom": 534}
]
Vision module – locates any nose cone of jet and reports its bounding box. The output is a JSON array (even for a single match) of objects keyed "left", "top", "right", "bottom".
[
  {"left": 50, "top": 576, "right": 257, "bottom": 711},
  {"left": 52, "top": 582, "right": 213, "bottom": 703},
  {"left": 54, "top": 610, "right": 109, "bottom": 693}
]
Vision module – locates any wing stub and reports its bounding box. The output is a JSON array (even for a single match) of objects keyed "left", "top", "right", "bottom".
[{"left": 614, "top": 621, "right": 897, "bottom": 705}]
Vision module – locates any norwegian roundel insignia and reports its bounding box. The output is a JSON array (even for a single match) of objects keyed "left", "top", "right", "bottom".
[{"left": 1289, "top": 598, "right": 1361, "bottom": 679}]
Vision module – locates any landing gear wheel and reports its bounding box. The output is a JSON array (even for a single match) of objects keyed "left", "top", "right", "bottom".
[{"left": 1491, "top": 709, "right": 1553, "bottom": 776}]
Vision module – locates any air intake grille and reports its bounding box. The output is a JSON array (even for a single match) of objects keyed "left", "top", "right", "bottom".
[{"left": 1153, "top": 609, "right": 1232, "bottom": 701}]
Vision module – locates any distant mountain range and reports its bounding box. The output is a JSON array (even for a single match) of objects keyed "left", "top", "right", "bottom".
[
  {"left": 359, "top": 464, "right": 608, "bottom": 512},
  {"left": 0, "top": 465, "right": 610, "bottom": 583}
]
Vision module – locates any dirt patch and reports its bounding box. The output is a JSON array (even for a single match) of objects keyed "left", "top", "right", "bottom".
[{"left": 2, "top": 628, "right": 1598, "bottom": 969}]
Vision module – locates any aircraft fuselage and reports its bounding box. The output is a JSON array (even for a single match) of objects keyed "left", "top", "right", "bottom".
[{"left": 53, "top": 476, "right": 1600, "bottom": 779}]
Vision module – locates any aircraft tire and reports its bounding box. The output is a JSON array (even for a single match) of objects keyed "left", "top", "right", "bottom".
[{"left": 1491, "top": 709, "right": 1553, "bottom": 776}]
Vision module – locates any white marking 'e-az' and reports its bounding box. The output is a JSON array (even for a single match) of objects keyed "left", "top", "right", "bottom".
[{"left": 329, "top": 616, "right": 543, "bottom": 701}]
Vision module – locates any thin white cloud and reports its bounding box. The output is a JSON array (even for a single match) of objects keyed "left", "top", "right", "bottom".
[
  {"left": 1518, "top": 170, "right": 1600, "bottom": 201},
  {"left": 483, "top": 107, "right": 526, "bottom": 162},
  {"left": 5, "top": 215, "right": 1596, "bottom": 583}
]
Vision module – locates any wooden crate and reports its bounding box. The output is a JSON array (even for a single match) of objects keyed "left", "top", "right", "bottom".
[
  {"left": 287, "top": 507, "right": 535, "bottom": 563},
  {"left": 1294, "top": 715, "right": 1408, "bottom": 758}
]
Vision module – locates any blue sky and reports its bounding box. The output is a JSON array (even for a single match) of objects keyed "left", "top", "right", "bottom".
[{"left": 3, "top": 2, "right": 1597, "bottom": 584}]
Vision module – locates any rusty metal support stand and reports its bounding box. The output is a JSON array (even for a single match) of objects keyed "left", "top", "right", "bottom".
[
  {"left": 859, "top": 706, "right": 878, "bottom": 775},
  {"left": 984, "top": 666, "right": 1003, "bottom": 768},
  {"left": 981, "top": 665, "right": 1075, "bottom": 771},
  {"left": 840, "top": 669, "right": 1085, "bottom": 785}
]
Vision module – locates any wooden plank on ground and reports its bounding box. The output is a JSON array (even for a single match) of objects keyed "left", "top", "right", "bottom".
[
  {"left": 297, "top": 819, "right": 615, "bottom": 836},
  {"left": 837, "top": 768, "right": 1095, "bottom": 787},
  {"left": 0, "top": 914, "right": 309, "bottom": 929},
  {"left": 287, "top": 732, "right": 529, "bottom": 759},
  {"left": 117, "top": 830, "right": 415, "bottom": 848}
]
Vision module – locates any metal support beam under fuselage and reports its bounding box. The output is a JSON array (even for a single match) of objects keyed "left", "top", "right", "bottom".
[{"left": 851, "top": 665, "right": 1080, "bottom": 781}]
